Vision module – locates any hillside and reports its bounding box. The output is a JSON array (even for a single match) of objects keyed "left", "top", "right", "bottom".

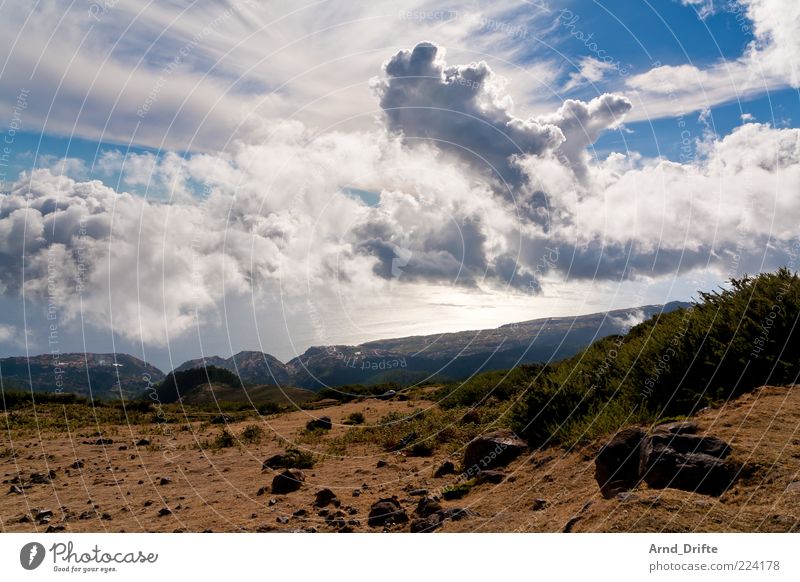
[
  {"left": 174, "top": 351, "right": 290, "bottom": 386},
  {"left": 1, "top": 383, "right": 797, "bottom": 533},
  {"left": 0, "top": 353, "right": 164, "bottom": 399}
]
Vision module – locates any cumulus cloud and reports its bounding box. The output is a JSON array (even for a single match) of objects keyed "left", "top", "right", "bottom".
[{"left": 1, "top": 41, "right": 797, "bottom": 355}]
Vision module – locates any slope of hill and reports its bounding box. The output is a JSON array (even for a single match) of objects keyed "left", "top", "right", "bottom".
[
  {"left": 174, "top": 350, "right": 290, "bottom": 385},
  {"left": 0, "top": 353, "right": 164, "bottom": 399}
]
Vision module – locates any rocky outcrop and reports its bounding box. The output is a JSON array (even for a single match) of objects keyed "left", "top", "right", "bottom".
[
  {"left": 462, "top": 430, "right": 526, "bottom": 472},
  {"left": 306, "top": 416, "right": 332, "bottom": 431},
  {"left": 595, "top": 424, "right": 737, "bottom": 498}
]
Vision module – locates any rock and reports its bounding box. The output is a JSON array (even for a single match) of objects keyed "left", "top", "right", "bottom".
[
  {"left": 475, "top": 470, "right": 505, "bottom": 485},
  {"left": 159, "top": 477, "right": 172, "bottom": 486},
  {"left": 594, "top": 427, "right": 647, "bottom": 499},
  {"left": 70, "top": 459, "right": 85, "bottom": 469},
  {"left": 314, "top": 488, "right": 338, "bottom": 507},
  {"left": 415, "top": 497, "right": 442, "bottom": 517},
  {"left": 463, "top": 430, "right": 526, "bottom": 472},
  {"left": 306, "top": 416, "right": 332, "bottom": 431},
  {"left": 256, "top": 486, "right": 269, "bottom": 496},
  {"left": 136, "top": 438, "right": 151, "bottom": 446},
  {"left": 641, "top": 433, "right": 735, "bottom": 496},
  {"left": 352, "top": 489, "right": 361, "bottom": 497},
  {"left": 9, "top": 485, "right": 24, "bottom": 495},
  {"left": 262, "top": 454, "right": 287, "bottom": 470},
  {"left": 101, "top": 513, "right": 112, "bottom": 521},
  {"left": 376, "top": 460, "right": 388, "bottom": 468},
  {"left": 434, "top": 461, "right": 457, "bottom": 478},
  {"left": 653, "top": 421, "right": 700, "bottom": 435},
  {"left": 78, "top": 511, "right": 94, "bottom": 520},
  {"left": 530, "top": 498, "right": 548, "bottom": 511},
  {"left": 368, "top": 498, "right": 409, "bottom": 528},
  {"left": 143, "top": 500, "right": 153, "bottom": 507},
  {"left": 118, "top": 445, "right": 128, "bottom": 450},
  {"left": 29, "top": 472, "right": 53, "bottom": 484},
  {"left": 268, "top": 497, "right": 278, "bottom": 506},
  {"left": 293, "top": 509, "right": 308, "bottom": 518},
  {"left": 94, "top": 438, "right": 113, "bottom": 445},
  {"left": 271, "top": 469, "right": 305, "bottom": 494},
  {"left": 18, "top": 514, "right": 31, "bottom": 523},
  {"left": 408, "top": 489, "right": 428, "bottom": 496},
  {"left": 411, "top": 514, "right": 442, "bottom": 533},
  {"left": 157, "top": 508, "right": 172, "bottom": 517},
  {"left": 35, "top": 509, "right": 53, "bottom": 522},
  {"left": 786, "top": 481, "right": 800, "bottom": 493},
  {"left": 440, "top": 508, "right": 476, "bottom": 522},
  {"left": 45, "top": 524, "right": 66, "bottom": 533},
  {"left": 210, "top": 415, "right": 232, "bottom": 424},
  {"left": 276, "top": 516, "right": 290, "bottom": 524},
  {"left": 563, "top": 516, "right": 581, "bottom": 533}
]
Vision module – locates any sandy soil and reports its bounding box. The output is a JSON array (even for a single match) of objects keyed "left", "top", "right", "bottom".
[{"left": 2, "top": 385, "right": 799, "bottom": 533}]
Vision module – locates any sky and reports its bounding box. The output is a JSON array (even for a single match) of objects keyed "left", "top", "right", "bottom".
[{"left": 0, "top": 0, "right": 798, "bottom": 372}]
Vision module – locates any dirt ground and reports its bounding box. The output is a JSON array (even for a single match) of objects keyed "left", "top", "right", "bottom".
[{"left": 2, "top": 385, "right": 799, "bottom": 532}]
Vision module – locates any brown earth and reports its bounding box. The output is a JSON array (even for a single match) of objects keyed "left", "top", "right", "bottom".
[{"left": 2, "top": 385, "right": 799, "bottom": 533}]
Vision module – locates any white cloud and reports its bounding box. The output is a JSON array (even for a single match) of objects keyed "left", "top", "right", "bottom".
[{"left": 626, "top": 0, "right": 800, "bottom": 120}]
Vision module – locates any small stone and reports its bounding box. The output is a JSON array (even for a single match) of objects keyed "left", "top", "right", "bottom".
[
  {"left": 157, "top": 508, "right": 172, "bottom": 517},
  {"left": 352, "top": 490, "right": 361, "bottom": 497},
  {"left": 531, "top": 498, "right": 548, "bottom": 511},
  {"left": 376, "top": 460, "right": 388, "bottom": 468},
  {"left": 276, "top": 516, "right": 290, "bottom": 524},
  {"left": 434, "top": 461, "right": 456, "bottom": 478},
  {"left": 136, "top": 439, "right": 151, "bottom": 446},
  {"left": 159, "top": 477, "right": 172, "bottom": 486}
]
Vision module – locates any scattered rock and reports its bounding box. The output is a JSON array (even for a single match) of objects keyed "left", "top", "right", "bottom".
[
  {"left": 292, "top": 509, "right": 308, "bottom": 518},
  {"left": 94, "top": 438, "right": 113, "bottom": 445},
  {"left": 376, "top": 460, "right": 388, "bottom": 468},
  {"left": 35, "top": 510, "right": 53, "bottom": 522},
  {"left": 101, "top": 513, "right": 112, "bottom": 521},
  {"left": 9, "top": 485, "right": 24, "bottom": 495},
  {"left": 268, "top": 497, "right": 278, "bottom": 506},
  {"left": 314, "top": 488, "right": 338, "bottom": 507},
  {"left": 368, "top": 497, "right": 409, "bottom": 528},
  {"left": 276, "top": 516, "right": 290, "bottom": 524},
  {"left": 30, "top": 471, "right": 55, "bottom": 484},
  {"left": 408, "top": 488, "right": 428, "bottom": 496},
  {"left": 352, "top": 489, "right": 361, "bottom": 497},
  {"left": 256, "top": 486, "right": 269, "bottom": 496},
  {"left": 157, "top": 508, "right": 172, "bottom": 517},
  {"left": 46, "top": 524, "right": 66, "bottom": 533},
  {"left": 159, "top": 477, "right": 172, "bottom": 486},
  {"left": 118, "top": 445, "right": 128, "bottom": 451},
  {"left": 475, "top": 470, "right": 505, "bottom": 485},
  {"left": 594, "top": 427, "right": 648, "bottom": 499},
  {"left": 271, "top": 469, "right": 305, "bottom": 494},
  {"left": 411, "top": 514, "right": 442, "bottom": 533},
  {"left": 434, "top": 460, "right": 457, "bottom": 478},
  {"left": 143, "top": 500, "right": 153, "bottom": 507},
  {"left": 136, "top": 438, "right": 151, "bottom": 446},
  {"left": 415, "top": 497, "right": 442, "bottom": 517},
  {"left": 306, "top": 416, "right": 332, "bottom": 431},
  {"left": 530, "top": 498, "right": 548, "bottom": 511},
  {"left": 79, "top": 511, "right": 95, "bottom": 520},
  {"left": 18, "top": 514, "right": 31, "bottom": 523},
  {"left": 262, "top": 454, "right": 288, "bottom": 470},
  {"left": 463, "top": 430, "right": 526, "bottom": 472}
]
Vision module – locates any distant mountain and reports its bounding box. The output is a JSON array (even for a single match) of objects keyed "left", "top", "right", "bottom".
[
  {"left": 284, "top": 302, "right": 691, "bottom": 389},
  {"left": 174, "top": 350, "right": 290, "bottom": 385},
  {"left": 176, "top": 301, "right": 691, "bottom": 390},
  {"left": 0, "top": 353, "right": 164, "bottom": 399}
]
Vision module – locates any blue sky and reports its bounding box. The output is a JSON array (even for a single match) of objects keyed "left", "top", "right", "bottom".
[{"left": 0, "top": 0, "right": 798, "bottom": 369}]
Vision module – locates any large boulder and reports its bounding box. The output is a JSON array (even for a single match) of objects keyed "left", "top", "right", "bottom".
[
  {"left": 640, "top": 433, "right": 735, "bottom": 496},
  {"left": 306, "top": 416, "right": 332, "bottom": 431},
  {"left": 594, "top": 426, "right": 736, "bottom": 498},
  {"left": 462, "top": 430, "right": 526, "bottom": 472},
  {"left": 367, "top": 498, "right": 408, "bottom": 528},
  {"left": 271, "top": 469, "right": 305, "bottom": 494},
  {"left": 594, "top": 427, "right": 647, "bottom": 499}
]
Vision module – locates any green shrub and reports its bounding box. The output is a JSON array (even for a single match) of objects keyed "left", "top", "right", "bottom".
[
  {"left": 343, "top": 411, "right": 366, "bottom": 425},
  {"left": 240, "top": 424, "right": 264, "bottom": 444},
  {"left": 442, "top": 480, "right": 474, "bottom": 500}
]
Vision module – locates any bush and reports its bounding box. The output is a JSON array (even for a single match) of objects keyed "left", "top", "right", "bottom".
[
  {"left": 511, "top": 268, "right": 800, "bottom": 447},
  {"left": 213, "top": 428, "right": 236, "bottom": 449},
  {"left": 442, "top": 480, "right": 474, "bottom": 500},
  {"left": 240, "top": 424, "right": 264, "bottom": 444},
  {"left": 277, "top": 447, "right": 315, "bottom": 469},
  {"left": 343, "top": 411, "right": 366, "bottom": 425}
]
